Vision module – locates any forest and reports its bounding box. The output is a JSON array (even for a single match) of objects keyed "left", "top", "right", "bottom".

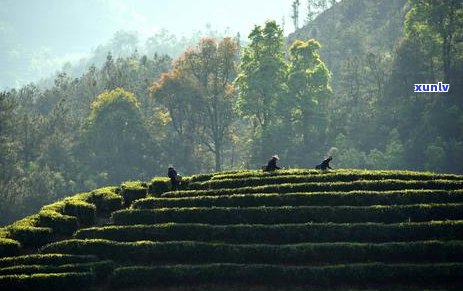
[{"left": 1, "top": 0, "right": 462, "bottom": 226}]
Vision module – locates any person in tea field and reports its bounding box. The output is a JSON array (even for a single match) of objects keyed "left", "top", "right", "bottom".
[
  {"left": 167, "top": 165, "right": 181, "bottom": 190},
  {"left": 315, "top": 156, "right": 333, "bottom": 171},
  {"left": 263, "top": 155, "right": 281, "bottom": 171}
]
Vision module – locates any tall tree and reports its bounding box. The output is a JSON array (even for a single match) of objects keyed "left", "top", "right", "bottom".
[
  {"left": 151, "top": 37, "right": 239, "bottom": 172},
  {"left": 405, "top": 0, "right": 463, "bottom": 85},
  {"left": 178, "top": 37, "right": 239, "bottom": 171},
  {"left": 291, "top": 0, "right": 301, "bottom": 31},
  {"left": 235, "top": 20, "right": 288, "bottom": 163},
  {"left": 0, "top": 91, "right": 17, "bottom": 182},
  {"left": 79, "top": 88, "right": 151, "bottom": 185},
  {"left": 150, "top": 68, "right": 203, "bottom": 173},
  {"left": 287, "top": 39, "right": 331, "bottom": 161}
]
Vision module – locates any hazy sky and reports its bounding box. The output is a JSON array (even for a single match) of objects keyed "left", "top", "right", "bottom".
[
  {"left": 1, "top": 0, "right": 301, "bottom": 89},
  {"left": 2, "top": 0, "right": 297, "bottom": 55}
]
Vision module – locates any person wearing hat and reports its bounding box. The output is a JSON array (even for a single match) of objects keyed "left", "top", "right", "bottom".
[
  {"left": 315, "top": 156, "right": 333, "bottom": 171},
  {"left": 167, "top": 165, "right": 179, "bottom": 190},
  {"left": 263, "top": 155, "right": 281, "bottom": 171}
]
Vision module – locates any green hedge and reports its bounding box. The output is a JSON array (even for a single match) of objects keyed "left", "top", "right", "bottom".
[
  {"left": 109, "top": 262, "right": 463, "bottom": 289},
  {"left": 112, "top": 203, "right": 463, "bottom": 225},
  {"left": 63, "top": 200, "right": 96, "bottom": 226},
  {"left": 0, "top": 238, "right": 20, "bottom": 258},
  {"left": 189, "top": 173, "right": 214, "bottom": 183},
  {"left": 0, "top": 254, "right": 99, "bottom": 268},
  {"left": 41, "top": 239, "right": 463, "bottom": 265},
  {"left": 148, "top": 177, "right": 170, "bottom": 196},
  {"left": 37, "top": 210, "right": 79, "bottom": 236},
  {"left": 2, "top": 215, "right": 54, "bottom": 247},
  {"left": 74, "top": 221, "right": 463, "bottom": 244},
  {"left": 189, "top": 172, "right": 463, "bottom": 190},
  {"left": 208, "top": 169, "right": 463, "bottom": 182},
  {"left": 148, "top": 177, "right": 191, "bottom": 196},
  {"left": 121, "top": 181, "right": 148, "bottom": 206},
  {"left": 0, "top": 260, "right": 114, "bottom": 279},
  {"left": 162, "top": 179, "right": 463, "bottom": 198},
  {"left": 88, "top": 187, "right": 122, "bottom": 214},
  {"left": 133, "top": 190, "right": 463, "bottom": 209},
  {"left": 0, "top": 272, "right": 95, "bottom": 291},
  {"left": 7, "top": 226, "right": 54, "bottom": 248}
]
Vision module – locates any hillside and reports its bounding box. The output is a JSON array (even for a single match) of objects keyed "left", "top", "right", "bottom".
[
  {"left": 1, "top": 169, "right": 463, "bottom": 290},
  {"left": 289, "top": 0, "right": 408, "bottom": 85}
]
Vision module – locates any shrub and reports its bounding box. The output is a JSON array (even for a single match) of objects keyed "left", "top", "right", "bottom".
[
  {"left": 162, "top": 179, "right": 463, "bottom": 198},
  {"left": 149, "top": 177, "right": 171, "bottom": 196},
  {"left": 109, "top": 262, "right": 463, "bottom": 289},
  {"left": 189, "top": 173, "right": 214, "bottom": 183},
  {"left": 74, "top": 221, "right": 463, "bottom": 244},
  {"left": 7, "top": 227, "right": 54, "bottom": 248},
  {"left": 0, "top": 272, "right": 95, "bottom": 291},
  {"left": 41, "top": 239, "right": 463, "bottom": 265},
  {"left": 208, "top": 169, "right": 463, "bottom": 182},
  {"left": 0, "top": 238, "right": 20, "bottom": 257},
  {"left": 8, "top": 215, "right": 39, "bottom": 228},
  {"left": 63, "top": 199, "right": 96, "bottom": 226},
  {"left": 5, "top": 216, "right": 54, "bottom": 247},
  {"left": 132, "top": 190, "right": 463, "bottom": 209},
  {"left": 0, "top": 254, "right": 99, "bottom": 268},
  {"left": 121, "top": 181, "right": 148, "bottom": 206},
  {"left": 88, "top": 187, "right": 122, "bottom": 214},
  {"left": 149, "top": 176, "right": 192, "bottom": 196},
  {"left": 112, "top": 203, "right": 463, "bottom": 225},
  {"left": 0, "top": 260, "right": 114, "bottom": 279},
  {"left": 189, "top": 172, "right": 463, "bottom": 190},
  {"left": 37, "top": 210, "right": 79, "bottom": 235}
]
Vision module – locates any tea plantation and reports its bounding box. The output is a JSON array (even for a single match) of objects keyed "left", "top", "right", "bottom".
[{"left": 1, "top": 169, "right": 463, "bottom": 290}]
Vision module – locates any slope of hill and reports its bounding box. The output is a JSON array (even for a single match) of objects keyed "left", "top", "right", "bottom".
[
  {"left": 1, "top": 169, "right": 463, "bottom": 290},
  {"left": 288, "top": 0, "right": 408, "bottom": 80}
]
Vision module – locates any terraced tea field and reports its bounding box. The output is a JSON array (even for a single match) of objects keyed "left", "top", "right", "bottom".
[{"left": 1, "top": 169, "right": 463, "bottom": 290}]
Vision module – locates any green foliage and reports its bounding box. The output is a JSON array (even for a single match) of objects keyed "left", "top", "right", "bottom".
[
  {"left": 148, "top": 177, "right": 171, "bottom": 196},
  {"left": 111, "top": 203, "right": 463, "bottom": 225},
  {"left": 133, "top": 190, "right": 463, "bottom": 209},
  {"left": 287, "top": 39, "right": 331, "bottom": 160},
  {"left": 0, "top": 238, "right": 20, "bottom": 257},
  {"left": 110, "top": 263, "right": 463, "bottom": 288},
  {"left": 5, "top": 215, "right": 54, "bottom": 248},
  {"left": 2, "top": 167, "right": 461, "bottom": 289},
  {"left": 79, "top": 88, "right": 152, "bottom": 184},
  {"left": 7, "top": 227, "right": 54, "bottom": 248},
  {"left": 148, "top": 176, "right": 190, "bottom": 196},
  {"left": 87, "top": 187, "right": 123, "bottom": 214},
  {"left": 207, "top": 169, "right": 463, "bottom": 181},
  {"left": 62, "top": 200, "right": 96, "bottom": 226},
  {"left": 235, "top": 20, "right": 288, "bottom": 163},
  {"left": 0, "top": 254, "right": 99, "bottom": 268},
  {"left": 150, "top": 37, "right": 239, "bottom": 172},
  {"left": 42, "top": 239, "right": 463, "bottom": 265},
  {"left": 162, "top": 179, "right": 463, "bottom": 198},
  {"left": 121, "top": 181, "right": 148, "bottom": 206},
  {"left": 0, "top": 272, "right": 96, "bottom": 291},
  {"left": 37, "top": 210, "right": 78, "bottom": 236},
  {"left": 405, "top": 0, "right": 463, "bottom": 83},
  {"left": 187, "top": 170, "right": 463, "bottom": 190},
  {"left": 74, "top": 221, "right": 463, "bottom": 244},
  {"left": 0, "top": 260, "right": 114, "bottom": 278}
]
